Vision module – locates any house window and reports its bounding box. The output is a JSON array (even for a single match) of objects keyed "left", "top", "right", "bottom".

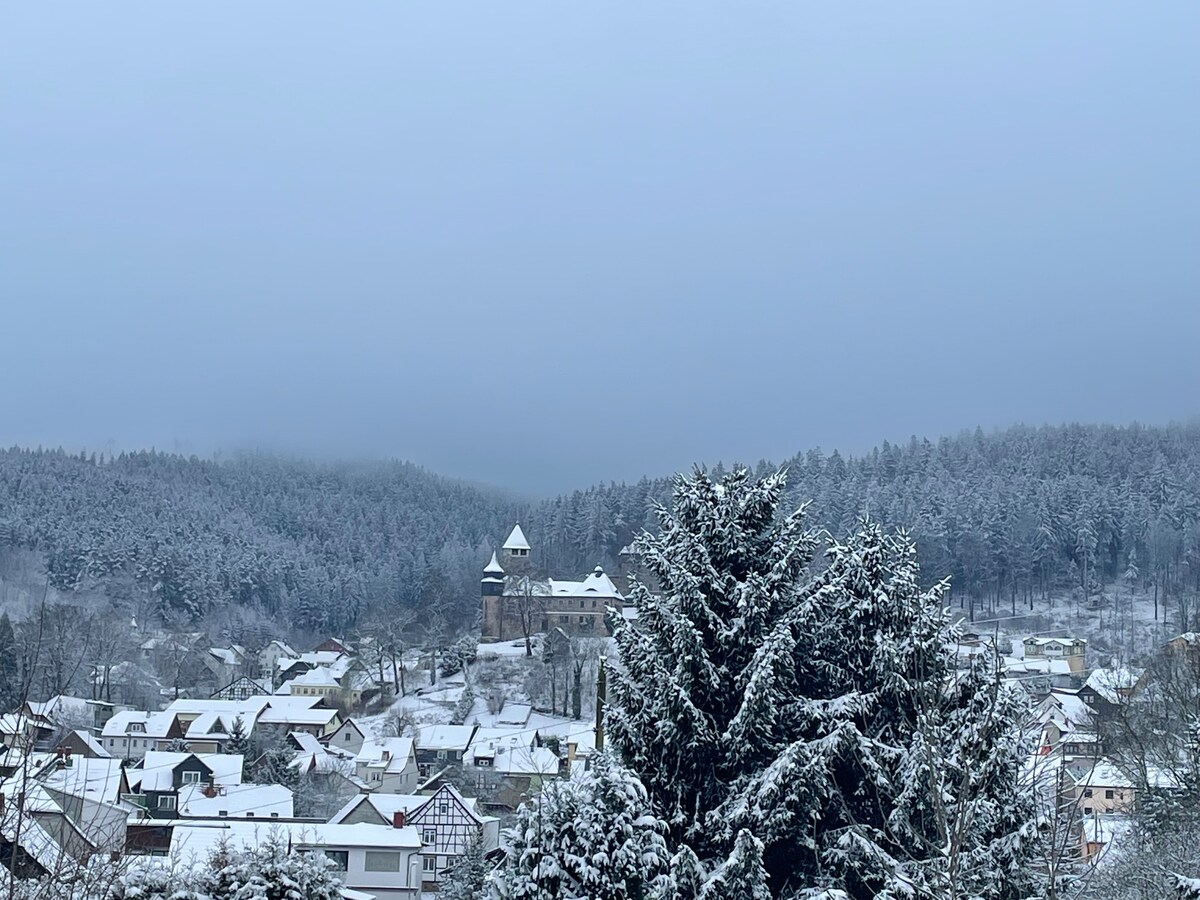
[
  {"left": 181, "top": 771, "right": 201, "bottom": 784},
  {"left": 559, "top": 615, "right": 568, "bottom": 624},
  {"left": 423, "top": 828, "right": 437, "bottom": 844},
  {"left": 219, "top": 810, "right": 228, "bottom": 817},
  {"left": 1083, "top": 789, "right": 1093, "bottom": 798},
  {"left": 423, "top": 856, "right": 436, "bottom": 872},
  {"left": 1105, "top": 790, "right": 1115, "bottom": 799},
  {"left": 157, "top": 795, "right": 176, "bottom": 810},
  {"left": 437, "top": 750, "right": 447, "bottom": 760},
  {"left": 324, "top": 850, "right": 348, "bottom": 872},
  {"left": 364, "top": 851, "right": 401, "bottom": 872},
  {"left": 439, "top": 802, "right": 448, "bottom": 814},
  {"left": 1083, "top": 806, "right": 1092, "bottom": 815},
  {"left": 344, "top": 732, "right": 352, "bottom": 742}
]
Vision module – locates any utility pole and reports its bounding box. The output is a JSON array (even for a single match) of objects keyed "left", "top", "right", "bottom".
[{"left": 594, "top": 655, "right": 607, "bottom": 752}]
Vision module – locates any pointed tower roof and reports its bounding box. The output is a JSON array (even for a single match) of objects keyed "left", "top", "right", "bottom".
[
  {"left": 484, "top": 551, "right": 505, "bottom": 575},
  {"left": 502, "top": 524, "right": 531, "bottom": 552}
]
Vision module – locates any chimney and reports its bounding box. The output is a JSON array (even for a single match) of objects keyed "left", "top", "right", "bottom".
[
  {"left": 392, "top": 810, "right": 406, "bottom": 829},
  {"left": 202, "top": 782, "right": 219, "bottom": 798}
]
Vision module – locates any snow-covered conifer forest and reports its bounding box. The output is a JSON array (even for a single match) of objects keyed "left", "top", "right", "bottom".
[{"left": 6, "top": 430, "right": 1200, "bottom": 897}]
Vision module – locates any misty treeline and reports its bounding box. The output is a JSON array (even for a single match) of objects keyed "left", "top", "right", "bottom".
[
  {"left": 3, "top": 422, "right": 1200, "bottom": 641},
  {"left": 0, "top": 449, "right": 519, "bottom": 635},
  {"left": 532, "top": 422, "right": 1200, "bottom": 625}
]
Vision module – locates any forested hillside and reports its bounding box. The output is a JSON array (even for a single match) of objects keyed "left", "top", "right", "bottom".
[
  {"left": 4, "top": 422, "right": 1200, "bottom": 638},
  {"left": 531, "top": 423, "right": 1200, "bottom": 625},
  {"left": 0, "top": 449, "right": 519, "bottom": 633}
]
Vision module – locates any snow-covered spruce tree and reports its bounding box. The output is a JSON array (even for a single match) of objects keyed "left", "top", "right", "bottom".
[
  {"left": 485, "top": 753, "right": 671, "bottom": 900},
  {"left": 699, "top": 830, "right": 771, "bottom": 900},
  {"left": 664, "top": 845, "right": 707, "bottom": 900},
  {"left": 225, "top": 716, "right": 250, "bottom": 758},
  {"left": 105, "top": 862, "right": 203, "bottom": 900},
  {"left": 440, "top": 833, "right": 489, "bottom": 900},
  {"left": 201, "top": 834, "right": 343, "bottom": 900},
  {"left": 606, "top": 467, "right": 1037, "bottom": 899}
]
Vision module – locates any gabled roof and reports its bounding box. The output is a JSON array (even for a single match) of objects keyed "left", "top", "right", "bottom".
[
  {"left": 546, "top": 566, "right": 624, "bottom": 600},
  {"left": 410, "top": 784, "right": 483, "bottom": 825},
  {"left": 60, "top": 729, "right": 110, "bottom": 758},
  {"left": 328, "top": 792, "right": 430, "bottom": 825},
  {"left": 1084, "top": 667, "right": 1144, "bottom": 704},
  {"left": 256, "top": 706, "right": 339, "bottom": 727},
  {"left": 178, "top": 782, "right": 294, "bottom": 818},
  {"left": 290, "top": 666, "right": 341, "bottom": 688},
  {"left": 355, "top": 737, "right": 415, "bottom": 773},
  {"left": 101, "top": 710, "right": 178, "bottom": 739},
  {"left": 416, "top": 725, "right": 477, "bottom": 752},
  {"left": 39, "top": 757, "right": 126, "bottom": 805},
  {"left": 503, "top": 524, "right": 530, "bottom": 551},
  {"left": 133, "top": 752, "right": 244, "bottom": 792}
]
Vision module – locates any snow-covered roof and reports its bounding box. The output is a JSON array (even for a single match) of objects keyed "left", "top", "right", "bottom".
[
  {"left": 355, "top": 737, "right": 415, "bottom": 773},
  {"left": 1084, "top": 667, "right": 1144, "bottom": 704},
  {"left": 165, "top": 697, "right": 273, "bottom": 718},
  {"left": 1073, "top": 761, "right": 1135, "bottom": 791},
  {"left": 1002, "top": 657, "right": 1073, "bottom": 677},
  {"left": 170, "top": 820, "right": 423, "bottom": 860},
  {"left": 1036, "top": 690, "right": 1093, "bottom": 729},
  {"left": 0, "top": 812, "right": 66, "bottom": 873},
  {"left": 503, "top": 524, "right": 531, "bottom": 551},
  {"left": 65, "top": 729, "right": 110, "bottom": 757},
  {"left": 184, "top": 710, "right": 241, "bottom": 740},
  {"left": 328, "top": 792, "right": 430, "bottom": 824},
  {"left": 1025, "top": 636, "right": 1086, "bottom": 647},
  {"left": 26, "top": 695, "right": 92, "bottom": 723},
  {"left": 256, "top": 706, "right": 339, "bottom": 727},
  {"left": 101, "top": 710, "right": 178, "bottom": 739},
  {"left": 416, "top": 725, "right": 477, "bottom": 752},
  {"left": 496, "top": 704, "right": 532, "bottom": 726},
  {"left": 267, "top": 639, "right": 298, "bottom": 656},
  {"left": 133, "top": 752, "right": 244, "bottom": 792},
  {"left": 296, "top": 822, "right": 422, "bottom": 850},
  {"left": 40, "top": 757, "right": 126, "bottom": 805},
  {"left": 278, "top": 651, "right": 344, "bottom": 672},
  {"left": 290, "top": 666, "right": 341, "bottom": 688},
  {"left": 484, "top": 551, "right": 505, "bottom": 575},
  {"left": 208, "top": 647, "right": 244, "bottom": 667},
  {"left": 1082, "top": 813, "right": 1135, "bottom": 863},
  {"left": 178, "top": 782, "right": 294, "bottom": 819},
  {"left": 548, "top": 567, "right": 623, "bottom": 600}
]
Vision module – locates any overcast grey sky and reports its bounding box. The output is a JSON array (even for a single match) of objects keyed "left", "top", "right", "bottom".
[{"left": 2, "top": 3, "right": 1198, "bottom": 494}]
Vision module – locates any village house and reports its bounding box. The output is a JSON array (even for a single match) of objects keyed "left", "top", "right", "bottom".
[
  {"left": 1022, "top": 637, "right": 1088, "bottom": 673},
  {"left": 100, "top": 711, "right": 186, "bottom": 759},
  {"left": 1077, "top": 666, "right": 1147, "bottom": 718},
  {"left": 406, "top": 784, "right": 500, "bottom": 890},
  {"left": 355, "top": 738, "right": 420, "bottom": 793},
  {"left": 167, "top": 819, "right": 425, "bottom": 900},
  {"left": 258, "top": 639, "right": 298, "bottom": 683},
  {"left": 210, "top": 675, "right": 272, "bottom": 702},
  {"left": 463, "top": 731, "right": 563, "bottom": 813},
  {"left": 414, "top": 725, "right": 477, "bottom": 778},
  {"left": 325, "top": 718, "right": 367, "bottom": 755},
  {"left": 125, "top": 751, "right": 245, "bottom": 820}
]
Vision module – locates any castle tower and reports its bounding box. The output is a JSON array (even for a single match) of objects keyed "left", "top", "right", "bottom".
[
  {"left": 502, "top": 524, "right": 531, "bottom": 563},
  {"left": 481, "top": 551, "right": 506, "bottom": 640}
]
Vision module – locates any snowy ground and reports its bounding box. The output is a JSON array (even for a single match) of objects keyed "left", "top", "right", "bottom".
[
  {"left": 358, "top": 633, "right": 606, "bottom": 745},
  {"left": 957, "top": 586, "right": 1185, "bottom": 667}
]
